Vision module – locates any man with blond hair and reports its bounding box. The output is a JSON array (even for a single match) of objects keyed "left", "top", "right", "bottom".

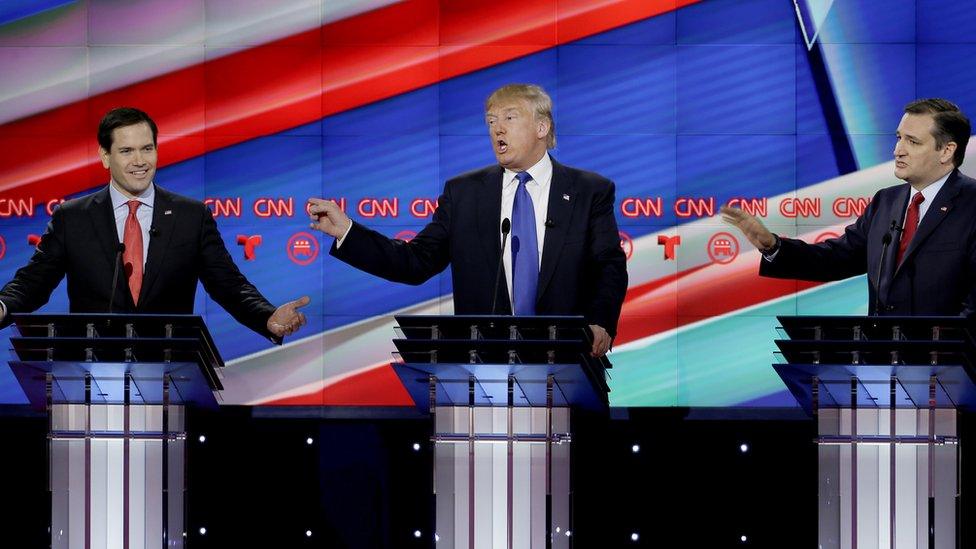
[{"left": 308, "top": 84, "right": 627, "bottom": 356}]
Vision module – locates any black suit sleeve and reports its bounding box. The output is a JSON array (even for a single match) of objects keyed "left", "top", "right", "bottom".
[
  {"left": 759, "top": 189, "right": 880, "bottom": 281},
  {"left": 193, "top": 204, "right": 278, "bottom": 341},
  {"left": 961, "top": 227, "right": 976, "bottom": 317},
  {"left": 0, "top": 206, "right": 68, "bottom": 327},
  {"left": 331, "top": 183, "right": 453, "bottom": 285},
  {"left": 582, "top": 180, "right": 628, "bottom": 337}
]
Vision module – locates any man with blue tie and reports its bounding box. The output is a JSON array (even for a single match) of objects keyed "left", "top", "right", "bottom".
[
  {"left": 308, "top": 84, "right": 628, "bottom": 356},
  {"left": 722, "top": 98, "right": 976, "bottom": 316}
]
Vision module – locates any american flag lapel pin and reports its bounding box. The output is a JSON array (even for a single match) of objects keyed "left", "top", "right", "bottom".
[
  {"left": 562, "top": 194, "right": 570, "bottom": 201},
  {"left": 164, "top": 210, "right": 173, "bottom": 215},
  {"left": 941, "top": 206, "right": 948, "bottom": 212}
]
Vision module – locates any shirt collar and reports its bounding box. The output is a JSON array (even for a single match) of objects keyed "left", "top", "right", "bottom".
[
  {"left": 109, "top": 181, "right": 155, "bottom": 211},
  {"left": 503, "top": 153, "right": 553, "bottom": 187},
  {"left": 913, "top": 171, "right": 950, "bottom": 205}
]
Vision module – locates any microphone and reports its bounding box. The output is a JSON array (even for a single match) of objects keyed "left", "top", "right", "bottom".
[
  {"left": 544, "top": 218, "right": 555, "bottom": 228},
  {"left": 491, "top": 218, "right": 511, "bottom": 315},
  {"left": 874, "top": 219, "right": 899, "bottom": 315},
  {"left": 108, "top": 243, "right": 126, "bottom": 316}
]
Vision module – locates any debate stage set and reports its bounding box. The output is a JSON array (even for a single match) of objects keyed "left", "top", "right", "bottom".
[{"left": 4, "top": 0, "right": 976, "bottom": 547}]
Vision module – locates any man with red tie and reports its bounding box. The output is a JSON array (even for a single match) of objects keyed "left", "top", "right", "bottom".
[
  {"left": 721, "top": 98, "right": 976, "bottom": 316},
  {"left": 0, "top": 107, "right": 308, "bottom": 341}
]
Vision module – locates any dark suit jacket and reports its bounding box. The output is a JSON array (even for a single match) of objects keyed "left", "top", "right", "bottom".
[
  {"left": 761, "top": 169, "right": 976, "bottom": 316},
  {"left": 0, "top": 185, "right": 278, "bottom": 339},
  {"left": 331, "top": 157, "right": 629, "bottom": 336}
]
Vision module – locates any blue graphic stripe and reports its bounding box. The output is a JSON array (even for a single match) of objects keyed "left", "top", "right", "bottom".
[{"left": 0, "top": 0, "right": 75, "bottom": 26}]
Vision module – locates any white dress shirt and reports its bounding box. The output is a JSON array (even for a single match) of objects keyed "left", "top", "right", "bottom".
[
  {"left": 500, "top": 153, "right": 552, "bottom": 306},
  {"left": 109, "top": 181, "right": 154, "bottom": 266}
]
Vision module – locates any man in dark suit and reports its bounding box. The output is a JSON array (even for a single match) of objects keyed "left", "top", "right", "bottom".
[
  {"left": 0, "top": 107, "right": 308, "bottom": 341},
  {"left": 307, "top": 84, "right": 628, "bottom": 356},
  {"left": 721, "top": 98, "right": 976, "bottom": 316}
]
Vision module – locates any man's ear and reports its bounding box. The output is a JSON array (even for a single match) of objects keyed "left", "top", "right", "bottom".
[
  {"left": 536, "top": 118, "right": 550, "bottom": 140},
  {"left": 941, "top": 141, "right": 958, "bottom": 165},
  {"left": 99, "top": 147, "right": 110, "bottom": 169}
]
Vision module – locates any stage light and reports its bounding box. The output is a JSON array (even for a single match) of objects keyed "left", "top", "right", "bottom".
[
  {"left": 199, "top": 527, "right": 207, "bottom": 535},
  {"left": 414, "top": 530, "right": 422, "bottom": 538},
  {"left": 306, "top": 437, "right": 314, "bottom": 445},
  {"left": 413, "top": 442, "right": 421, "bottom": 451},
  {"left": 631, "top": 444, "right": 640, "bottom": 453},
  {"left": 306, "top": 530, "right": 312, "bottom": 537},
  {"left": 631, "top": 532, "right": 639, "bottom": 542},
  {"left": 741, "top": 535, "right": 748, "bottom": 542},
  {"left": 740, "top": 443, "right": 748, "bottom": 453},
  {"left": 198, "top": 435, "right": 206, "bottom": 443}
]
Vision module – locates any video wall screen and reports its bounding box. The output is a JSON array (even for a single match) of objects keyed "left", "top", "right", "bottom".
[{"left": 0, "top": 0, "right": 972, "bottom": 407}]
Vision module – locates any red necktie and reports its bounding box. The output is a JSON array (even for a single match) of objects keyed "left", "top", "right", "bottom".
[
  {"left": 123, "top": 200, "right": 144, "bottom": 305},
  {"left": 896, "top": 192, "right": 925, "bottom": 265}
]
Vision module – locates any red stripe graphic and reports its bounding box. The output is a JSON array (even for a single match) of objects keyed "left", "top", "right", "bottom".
[
  {"left": 273, "top": 255, "right": 822, "bottom": 406},
  {"left": 0, "top": 0, "right": 700, "bottom": 205}
]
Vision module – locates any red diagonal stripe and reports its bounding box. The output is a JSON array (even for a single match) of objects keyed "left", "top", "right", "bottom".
[{"left": 0, "top": 0, "right": 701, "bottom": 206}]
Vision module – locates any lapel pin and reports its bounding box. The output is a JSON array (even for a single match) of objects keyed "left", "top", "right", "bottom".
[
  {"left": 164, "top": 210, "right": 173, "bottom": 215},
  {"left": 941, "top": 206, "right": 948, "bottom": 212},
  {"left": 562, "top": 194, "right": 570, "bottom": 201}
]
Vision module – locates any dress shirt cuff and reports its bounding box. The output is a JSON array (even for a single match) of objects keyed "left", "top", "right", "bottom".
[
  {"left": 760, "top": 234, "right": 781, "bottom": 262},
  {"left": 335, "top": 222, "right": 353, "bottom": 249}
]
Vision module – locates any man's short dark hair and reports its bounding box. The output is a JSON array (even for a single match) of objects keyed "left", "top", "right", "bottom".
[
  {"left": 904, "top": 98, "right": 971, "bottom": 167},
  {"left": 97, "top": 107, "right": 158, "bottom": 152}
]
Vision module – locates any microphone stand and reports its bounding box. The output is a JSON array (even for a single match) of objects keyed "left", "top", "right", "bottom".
[
  {"left": 108, "top": 243, "right": 126, "bottom": 322},
  {"left": 874, "top": 219, "right": 900, "bottom": 315},
  {"left": 491, "top": 218, "right": 511, "bottom": 315}
]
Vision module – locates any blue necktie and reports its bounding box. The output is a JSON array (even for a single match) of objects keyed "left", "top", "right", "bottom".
[{"left": 512, "top": 171, "right": 538, "bottom": 315}]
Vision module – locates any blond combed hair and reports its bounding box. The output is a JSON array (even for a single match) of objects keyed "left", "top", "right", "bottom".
[{"left": 485, "top": 84, "right": 556, "bottom": 149}]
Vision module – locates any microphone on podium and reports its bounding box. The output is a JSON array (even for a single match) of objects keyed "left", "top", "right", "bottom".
[
  {"left": 108, "top": 243, "right": 126, "bottom": 315},
  {"left": 874, "top": 219, "right": 900, "bottom": 315},
  {"left": 491, "top": 218, "right": 512, "bottom": 315}
]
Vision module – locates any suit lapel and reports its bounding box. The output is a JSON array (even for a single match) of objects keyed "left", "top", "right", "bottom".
[
  {"left": 89, "top": 187, "right": 121, "bottom": 264},
  {"left": 138, "top": 186, "right": 178, "bottom": 306},
  {"left": 88, "top": 187, "right": 126, "bottom": 295},
  {"left": 894, "top": 171, "right": 961, "bottom": 276},
  {"left": 476, "top": 166, "right": 511, "bottom": 311},
  {"left": 537, "top": 159, "right": 577, "bottom": 300}
]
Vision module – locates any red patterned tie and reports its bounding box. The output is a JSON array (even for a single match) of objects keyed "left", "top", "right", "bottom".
[
  {"left": 896, "top": 192, "right": 925, "bottom": 265},
  {"left": 123, "top": 200, "right": 144, "bottom": 305}
]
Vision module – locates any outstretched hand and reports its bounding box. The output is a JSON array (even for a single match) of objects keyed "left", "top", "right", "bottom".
[
  {"left": 719, "top": 205, "right": 777, "bottom": 251},
  {"left": 307, "top": 198, "right": 352, "bottom": 239},
  {"left": 267, "top": 295, "right": 311, "bottom": 338}
]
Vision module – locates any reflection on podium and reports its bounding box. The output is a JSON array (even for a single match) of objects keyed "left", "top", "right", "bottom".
[
  {"left": 391, "top": 315, "right": 608, "bottom": 548},
  {"left": 8, "top": 314, "right": 224, "bottom": 549},
  {"left": 774, "top": 316, "right": 976, "bottom": 549}
]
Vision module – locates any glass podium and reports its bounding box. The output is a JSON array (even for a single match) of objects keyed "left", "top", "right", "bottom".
[{"left": 391, "top": 315, "right": 609, "bottom": 549}]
